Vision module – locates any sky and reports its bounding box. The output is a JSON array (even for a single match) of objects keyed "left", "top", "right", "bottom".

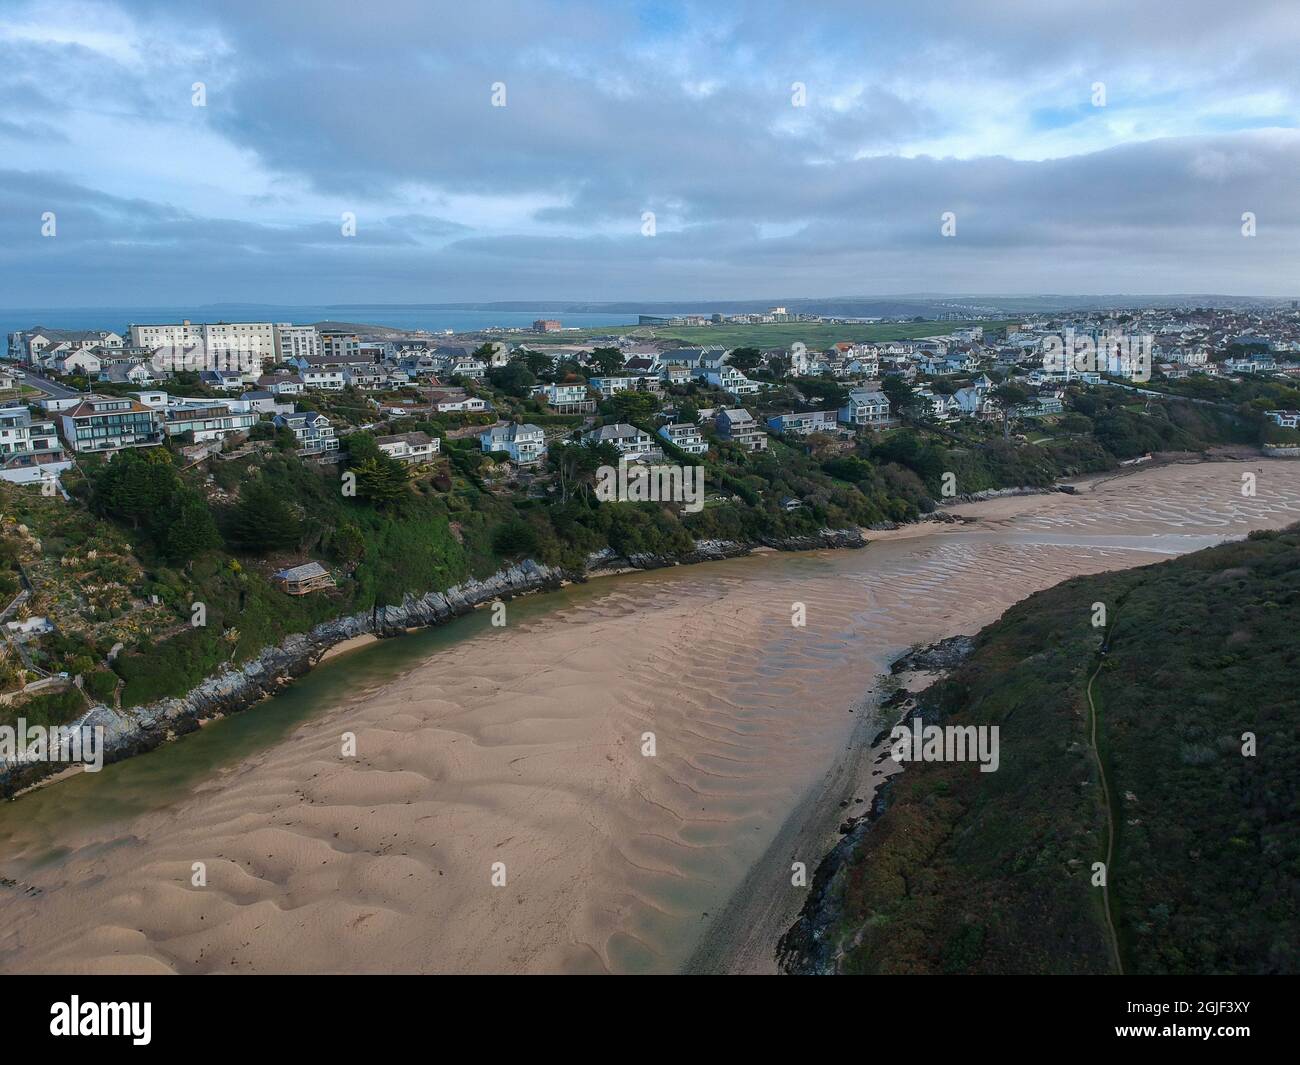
[{"left": 1, "top": 0, "right": 1298, "bottom": 306}]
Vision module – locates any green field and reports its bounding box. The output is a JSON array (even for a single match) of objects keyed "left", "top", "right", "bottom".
[{"left": 521, "top": 319, "right": 1018, "bottom": 350}]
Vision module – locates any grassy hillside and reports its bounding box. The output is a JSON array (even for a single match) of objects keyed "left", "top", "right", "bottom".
[
  {"left": 527, "top": 319, "right": 1017, "bottom": 349},
  {"left": 804, "top": 527, "right": 1300, "bottom": 975}
]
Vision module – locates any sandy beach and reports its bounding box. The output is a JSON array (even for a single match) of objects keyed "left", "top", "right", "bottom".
[{"left": 1, "top": 459, "right": 1298, "bottom": 974}]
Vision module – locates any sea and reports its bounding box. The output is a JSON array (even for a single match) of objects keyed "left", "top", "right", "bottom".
[{"left": 0, "top": 305, "right": 640, "bottom": 344}]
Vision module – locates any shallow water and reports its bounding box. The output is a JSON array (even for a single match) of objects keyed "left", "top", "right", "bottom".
[{"left": 1, "top": 461, "right": 1298, "bottom": 974}]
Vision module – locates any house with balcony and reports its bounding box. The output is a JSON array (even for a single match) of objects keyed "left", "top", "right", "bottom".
[
  {"left": 0, "top": 405, "right": 73, "bottom": 483},
  {"left": 448, "top": 356, "right": 488, "bottom": 380},
  {"left": 714, "top": 408, "right": 768, "bottom": 452},
  {"left": 1013, "top": 393, "right": 1065, "bottom": 418},
  {"left": 301, "top": 367, "right": 346, "bottom": 391},
  {"left": 583, "top": 422, "right": 661, "bottom": 461},
  {"left": 588, "top": 375, "right": 639, "bottom": 397},
  {"left": 198, "top": 368, "right": 247, "bottom": 391},
  {"left": 164, "top": 401, "right": 258, "bottom": 442},
  {"left": 540, "top": 382, "right": 595, "bottom": 413},
  {"left": 696, "top": 364, "right": 758, "bottom": 398},
  {"left": 658, "top": 422, "right": 708, "bottom": 455},
  {"left": 274, "top": 409, "right": 339, "bottom": 456},
  {"left": 838, "top": 388, "right": 895, "bottom": 430},
  {"left": 376, "top": 431, "right": 440, "bottom": 465},
  {"left": 766, "top": 409, "right": 839, "bottom": 435},
  {"left": 344, "top": 365, "right": 387, "bottom": 390},
  {"left": 480, "top": 422, "right": 547, "bottom": 465},
  {"left": 56, "top": 395, "right": 164, "bottom": 453}
]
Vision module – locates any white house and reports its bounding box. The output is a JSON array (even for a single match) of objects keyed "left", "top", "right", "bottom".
[
  {"left": 164, "top": 401, "right": 258, "bottom": 442},
  {"left": 376, "top": 431, "right": 440, "bottom": 465},
  {"left": 301, "top": 367, "right": 346, "bottom": 391},
  {"left": 583, "top": 422, "right": 659, "bottom": 460},
  {"left": 838, "top": 388, "right": 894, "bottom": 429},
  {"left": 658, "top": 422, "right": 708, "bottom": 455},
  {"left": 588, "top": 375, "right": 638, "bottom": 397},
  {"left": 766, "top": 410, "right": 838, "bottom": 435},
  {"left": 480, "top": 422, "right": 546, "bottom": 465},
  {"left": 540, "top": 382, "right": 595, "bottom": 413},
  {"left": 0, "top": 405, "right": 72, "bottom": 483},
  {"left": 274, "top": 409, "right": 339, "bottom": 455}
]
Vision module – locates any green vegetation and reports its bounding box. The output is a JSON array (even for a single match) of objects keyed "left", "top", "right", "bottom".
[
  {"left": 524, "top": 319, "right": 1017, "bottom": 350},
  {"left": 815, "top": 528, "right": 1300, "bottom": 975},
  {"left": 0, "top": 346, "right": 1271, "bottom": 725}
]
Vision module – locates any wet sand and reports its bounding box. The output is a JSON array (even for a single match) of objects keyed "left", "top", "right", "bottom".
[{"left": 1, "top": 459, "right": 1297, "bottom": 974}]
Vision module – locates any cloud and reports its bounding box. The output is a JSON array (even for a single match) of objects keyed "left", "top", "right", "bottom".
[{"left": 1, "top": 0, "right": 1298, "bottom": 304}]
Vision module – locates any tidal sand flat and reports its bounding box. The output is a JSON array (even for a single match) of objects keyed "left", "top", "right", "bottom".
[{"left": 1, "top": 460, "right": 1298, "bottom": 974}]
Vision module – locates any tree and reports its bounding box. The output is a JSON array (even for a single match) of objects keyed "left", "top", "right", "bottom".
[
  {"left": 882, "top": 376, "right": 922, "bottom": 415},
  {"left": 514, "top": 349, "right": 553, "bottom": 376},
  {"left": 588, "top": 347, "right": 625, "bottom": 375},
  {"left": 352, "top": 456, "right": 410, "bottom": 507},
  {"left": 547, "top": 441, "right": 618, "bottom": 503},
  {"left": 991, "top": 383, "right": 1031, "bottom": 440},
  {"left": 610, "top": 391, "right": 659, "bottom": 422},
  {"left": 159, "top": 489, "right": 222, "bottom": 564},
  {"left": 94, "top": 449, "right": 177, "bottom": 529},
  {"left": 230, "top": 477, "right": 302, "bottom": 552},
  {"left": 728, "top": 347, "right": 763, "bottom": 372},
  {"left": 492, "top": 519, "right": 540, "bottom": 558},
  {"left": 488, "top": 361, "right": 537, "bottom": 397},
  {"left": 798, "top": 377, "right": 849, "bottom": 408},
  {"left": 331, "top": 521, "right": 367, "bottom": 568}
]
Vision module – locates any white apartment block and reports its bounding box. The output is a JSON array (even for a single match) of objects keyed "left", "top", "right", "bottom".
[
  {"left": 130, "top": 320, "right": 276, "bottom": 375},
  {"left": 274, "top": 324, "right": 321, "bottom": 363},
  {"left": 320, "top": 333, "right": 362, "bottom": 362}
]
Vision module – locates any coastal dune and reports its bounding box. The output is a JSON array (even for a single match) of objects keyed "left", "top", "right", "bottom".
[{"left": 1, "top": 460, "right": 1298, "bottom": 974}]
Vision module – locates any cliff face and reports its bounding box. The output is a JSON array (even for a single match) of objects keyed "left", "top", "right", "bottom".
[{"left": 2, "top": 529, "right": 866, "bottom": 796}]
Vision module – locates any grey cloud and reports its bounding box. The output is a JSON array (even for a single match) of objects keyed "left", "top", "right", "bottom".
[{"left": 2, "top": 0, "right": 1298, "bottom": 303}]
